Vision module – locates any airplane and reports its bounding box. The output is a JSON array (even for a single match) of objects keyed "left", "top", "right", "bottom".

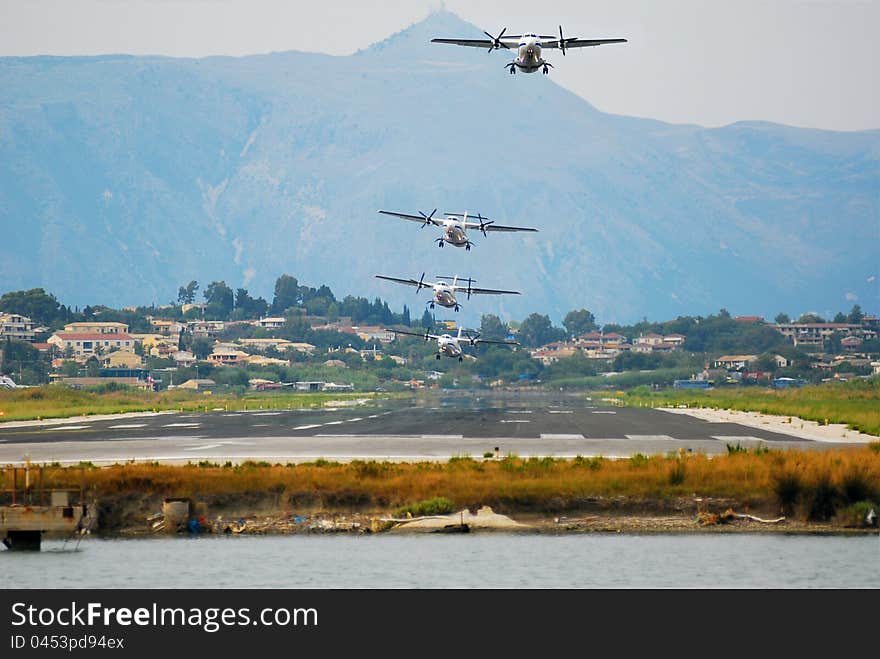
[
  {"left": 377, "top": 209, "right": 537, "bottom": 251},
  {"left": 375, "top": 273, "right": 520, "bottom": 312},
  {"left": 389, "top": 327, "right": 519, "bottom": 362},
  {"left": 432, "top": 25, "right": 626, "bottom": 75}
]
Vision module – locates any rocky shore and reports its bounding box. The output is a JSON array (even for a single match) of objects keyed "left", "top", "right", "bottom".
[{"left": 116, "top": 504, "right": 878, "bottom": 538}]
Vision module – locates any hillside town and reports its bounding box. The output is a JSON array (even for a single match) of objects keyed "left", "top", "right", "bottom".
[{"left": 1, "top": 282, "right": 878, "bottom": 393}]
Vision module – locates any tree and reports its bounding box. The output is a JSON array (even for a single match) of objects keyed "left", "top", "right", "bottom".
[
  {"left": 0, "top": 288, "right": 65, "bottom": 325},
  {"left": 479, "top": 314, "right": 509, "bottom": 341},
  {"left": 203, "top": 281, "right": 234, "bottom": 319},
  {"left": 420, "top": 309, "right": 434, "bottom": 330},
  {"left": 177, "top": 280, "right": 199, "bottom": 305},
  {"left": 517, "top": 313, "right": 566, "bottom": 348},
  {"left": 272, "top": 275, "right": 300, "bottom": 315},
  {"left": 191, "top": 337, "right": 214, "bottom": 360},
  {"left": 774, "top": 313, "right": 790, "bottom": 324},
  {"left": 847, "top": 304, "right": 864, "bottom": 325},
  {"left": 833, "top": 312, "right": 847, "bottom": 323},
  {"left": 563, "top": 309, "right": 597, "bottom": 338},
  {"left": 234, "top": 288, "right": 268, "bottom": 319},
  {"left": 797, "top": 313, "right": 825, "bottom": 324}
]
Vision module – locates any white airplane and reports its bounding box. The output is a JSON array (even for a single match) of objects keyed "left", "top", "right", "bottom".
[
  {"left": 378, "top": 209, "right": 537, "bottom": 251},
  {"left": 432, "top": 25, "right": 626, "bottom": 75},
  {"left": 389, "top": 327, "right": 519, "bottom": 362},
  {"left": 375, "top": 273, "right": 520, "bottom": 312}
]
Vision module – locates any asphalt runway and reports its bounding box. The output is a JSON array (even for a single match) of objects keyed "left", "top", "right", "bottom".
[{"left": 0, "top": 393, "right": 866, "bottom": 465}]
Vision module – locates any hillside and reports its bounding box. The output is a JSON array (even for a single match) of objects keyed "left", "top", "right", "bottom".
[{"left": 1, "top": 10, "right": 877, "bottom": 325}]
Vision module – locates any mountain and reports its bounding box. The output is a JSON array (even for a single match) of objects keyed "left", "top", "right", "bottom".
[{"left": 1, "top": 10, "right": 878, "bottom": 325}]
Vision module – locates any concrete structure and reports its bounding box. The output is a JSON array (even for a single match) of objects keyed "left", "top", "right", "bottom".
[
  {"left": 774, "top": 322, "right": 867, "bottom": 347},
  {"left": 48, "top": 332, "right": 136, "bottom": 357},
  {"left": 0, "top": 313, "right": 36, "bottom": 342},
  {"left": 176, "top": 378, "right": 217, "bottom": 391},
  {"left": 101, "top": 351, "right": 144, "bottom": 369},
  {"left": 187, "top": 320, "right": 224, "bottom": 339},
  {"left": 63, "top": 321, "right": 129, "bottom": 334},
  {"left": 255, "top": 317, "right": 286, "bottom": 330},
  {"left": 713, "top": 355, "right": 757, "bottom": 370}
]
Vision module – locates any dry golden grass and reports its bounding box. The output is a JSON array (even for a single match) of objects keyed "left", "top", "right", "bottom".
[{"left": 7, "top": 445, "right": 878, "bottom": 518}]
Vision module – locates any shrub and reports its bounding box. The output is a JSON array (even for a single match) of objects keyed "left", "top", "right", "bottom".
[
  {"left": 806, "top": 472, "right": 839, "bottom": 521},
  {"left": 726, "top": 442, "right": 748, "bottom": 455},
  {"left": 629, "top": 453, "right": 649, "bottom": 468},
  {"left": 773, "top": 471, "right": 802, "bottom": 516},
  {"left": 834, "top": 501, "right": 879, "bottom": 528},
  {"left": 668, "top": 460, "right": 687, "bottom": 486},
  {"left": 395, "top": 496, "right": 454, "bottom": 518},
  {"left": 840, "top": 471, "right": 874, "bottom": 505}
]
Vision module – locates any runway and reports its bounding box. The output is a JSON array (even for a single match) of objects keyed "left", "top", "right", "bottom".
[{"left": 0, "top": 393, "right": 867, "bottom": 465}]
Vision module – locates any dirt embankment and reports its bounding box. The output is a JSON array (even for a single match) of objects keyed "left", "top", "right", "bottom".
[{"left": 93, "top": 492, "right": 878, "bottom": 537}]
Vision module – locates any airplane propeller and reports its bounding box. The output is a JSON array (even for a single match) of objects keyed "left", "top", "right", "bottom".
[
  {"left": 483, "top": 28, "right": 509, "bottom": 53},
  {"left": 416, "top": 272, "right": 427, "bottom": 292},
  {"left": 468, "top": 331, "right": 481, "bottom": 346},
  {"left": 418, "top": 209, "right": 437, "bottom": 228},
  {"left": 558, "top": 25, "right": 576, "bottom": 56},
  {"left": 466, "top": 277, "right": 474, "bottom": 300},
  {"left": 475, "top": 213, "right": 494, "bottom": 237}
]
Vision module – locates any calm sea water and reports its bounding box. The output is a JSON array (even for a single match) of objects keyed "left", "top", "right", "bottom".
[{"left": 3, "top": 533, "right": 879, "bottom": 589}]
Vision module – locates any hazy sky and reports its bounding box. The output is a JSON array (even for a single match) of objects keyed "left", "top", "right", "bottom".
[{"left": 1, "top": 0, "right": 878, "bottom": 131}]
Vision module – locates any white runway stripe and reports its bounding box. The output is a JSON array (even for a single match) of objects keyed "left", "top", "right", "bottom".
[
  {"left": 293, "top": 424, "right": 322, "bottom": 430},
  {"left": 163, "top": 423, "right": 201, "bottom": 428},
  {"left": 541, "top": 433, "right": 585, "bottom": 439},
  {"left": 52, "top": 426, "right": 92, "bottom": 430},
  {"left": 109, "top": 424, "right": 147, "bottom": 429},
  {"left": 712, "top": 436, "right": 767, "bottom": 442},
  {"left": 625, "top": 435, "right": 676, "bottom": 441}
]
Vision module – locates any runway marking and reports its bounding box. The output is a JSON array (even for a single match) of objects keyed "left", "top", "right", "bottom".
[
  {"left": 184, "top": 440, "right": 256, "bottom": 451},
  {"left": 324, "top": 421, "right": 344, "bottom": 426},
  {"left": 712, "top": 436, "right": 766, "bottom": 442},
  {"left": 163, "top": 423, "right": 201, "bottom": 428},
  {"left": 293, "top": 424, "right": 322, "bottom": 430},
  {"left": 252, "top": 424, "right": 270, "bottom": 427},
  {"left": 508, "top": 410, "right": 533, "bottom": 414},
  {"left": 549, "top": 410, "right": 573, "bottom": 414},
  {"left": 109, "top": 424, "right": 147, "bottom": 429},
  {"left": 592, "top": 411, "right": 617, "bottom": 414},
  {"left": 52, "top": 426, "right": 92, "bottom": 430},
  {"left": 420, "top": 434, "right": 463, "bottom": 439},
  {"left": 625, "top": 435, "right": 676, "bottom": 441},
  {"left": 367, "top": 415, "right": 380, "bottom": 419},
  {"left": 541, "top": 434, "right": 585, "bottom": 439},
  {"left": 346, "top": 417, "right": 363, "bottom": 422},
  {"left": 252, "top": 412, "right": 281, "bottom": 416},
  {"left": 500, "top": 419, "right": 531, "bottom": 423}
]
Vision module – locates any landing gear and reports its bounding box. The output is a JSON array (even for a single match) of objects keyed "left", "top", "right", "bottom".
[
  {"left": 454, "top": 305, "right": 460, "bottom": 312},
  {"left": 465, "top": 243, "right": 471, "bottom": 252},
  {"left": 505, "top": 63, "right": 516, "bottom": 75},
  {"left": 436, "top": 354, "right": 441, "bottom": 360},
  {"left": 429, "top": 302, "right": 435, "bottom": 310},
  {"left": 458, "top": 356, "right": 463, "bottom": 362},
  {"left": 542, "top": 62, "right": 553, "bottom": 75},
  {"left": 542, "top": 66, "right": 549, "bottom": 75}
]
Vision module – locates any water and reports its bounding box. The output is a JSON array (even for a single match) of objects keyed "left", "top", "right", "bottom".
[{"left": 4, "top": 533, "right": 879, "bottom": 588}]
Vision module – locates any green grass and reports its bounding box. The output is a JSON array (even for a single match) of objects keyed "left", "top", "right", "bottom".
[
  {"left": 0, "top": 385, "right": 394, "bottom": 422},
  {"left": 621, "top": 378, "right": 880, "bottom": 436}
]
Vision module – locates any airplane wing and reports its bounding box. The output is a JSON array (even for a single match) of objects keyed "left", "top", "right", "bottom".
[
  {"left": 431, "top": 37, "right": 522, "bottom": 49},
  {"left": 474, "top": 338, "right": 520, "bottom": 346},
  {"left": 443, "top": 213, "right": 538, "bottom": 233},
  {"left": 481, "top": 224, "right": 538, "bottom": 233},
  {"left": 377, "top": 210, "right": 443, "bottom": 227},
  {"left": 389, "top": 328, "right": 439, "bottom": 340},
  {"left": 375, "top": 275, "right": 430, "bottom": 289},
  {"left": 542, "top": 38, "right": 627, "bottom": 49},
  {"left": 456, "top": 286, "right": 521, "bottom": 296}
]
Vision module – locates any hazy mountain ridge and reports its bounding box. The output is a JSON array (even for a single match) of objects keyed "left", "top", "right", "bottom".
[{"left": 1, "top": 11, "right": 877, "bottom": 325}]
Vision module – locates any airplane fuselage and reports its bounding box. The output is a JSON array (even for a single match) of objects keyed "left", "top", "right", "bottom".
[
  {"left": 437, "top": 335, "right": 463, "bottom": 358},
  {"left": 514, "top": 35, "right": 546, "bottom": 73},
  {"left": 441, "top": 219, "right": 470, "bottom": 247},
  {"left": 432, "top": 283, "right": 458, "bottom": 309}
]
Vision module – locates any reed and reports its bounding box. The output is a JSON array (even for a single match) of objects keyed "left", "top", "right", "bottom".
[{"left": 7, "top": 446, "right": 877, "bottom": 521}]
